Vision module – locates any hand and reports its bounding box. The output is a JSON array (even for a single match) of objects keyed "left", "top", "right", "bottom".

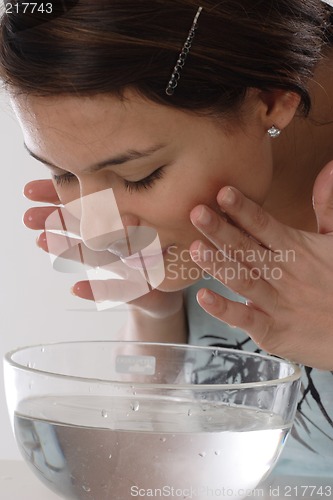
[
  {"left": 189, "top": 161, "right": 333, "bottom": 370},
  {"left": 23, "top": 180, "right": 184, "bottom": 320}
]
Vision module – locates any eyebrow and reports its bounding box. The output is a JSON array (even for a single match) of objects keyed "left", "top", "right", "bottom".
[{"left": 23, "top": 142, "right": 167, "bottom": 173}]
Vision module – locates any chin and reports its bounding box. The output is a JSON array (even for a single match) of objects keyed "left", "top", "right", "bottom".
[{"left": 155, "top": 273, "right": 204, "bottom": 292}]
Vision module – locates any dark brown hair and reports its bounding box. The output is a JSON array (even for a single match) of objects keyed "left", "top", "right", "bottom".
[{"left": 0, "top": 0, "right": 332, "bottom": 117}]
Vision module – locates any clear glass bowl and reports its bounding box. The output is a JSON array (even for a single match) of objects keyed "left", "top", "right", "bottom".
[{"left": 4, "top": 341, "right": 301, "bottom": 500}]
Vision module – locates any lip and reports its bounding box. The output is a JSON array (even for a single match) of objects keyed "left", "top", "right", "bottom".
[{"left": 119, "top": 246, "right": 170, "bottom": 270}]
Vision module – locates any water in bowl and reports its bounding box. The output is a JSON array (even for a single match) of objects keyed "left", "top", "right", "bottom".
[{"left": 14, "top": 395, "right": 289, "bottom": 500}]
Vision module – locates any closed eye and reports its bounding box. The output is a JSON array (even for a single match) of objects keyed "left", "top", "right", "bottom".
[
  {"left": 124, "top": 166, "right": 166, "bottom": 193},
  {"left": 53, "top": 172, "right": 76, "bottom": 186},
  {"left": 53, "top": 166, "right": 166, "bottom": 193}
]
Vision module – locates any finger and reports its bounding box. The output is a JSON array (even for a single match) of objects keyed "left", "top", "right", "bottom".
[
  {"left": 24, "top": 179, "right": 61, "bottom": 205},
  {"left": 36, "top": 231, "right": 118, "bottom": 268},
  {"left": 216, "top": 187, "right": 295, "bottom": 250},
  {"left": 190, "top": 239, "right": 278, "bottom": 315},
  {"left": 312, "top": 160, "right": 333, "bottom": 234},
  {"left": 72, "top": 278, "right": 150, "bottom": 304},
  {"left": 37, "top": 231, "right": 82, "bottom": 257},
  {"left": 72, "top": 281, "right": 95, "bottom": 300},
  {"left": 24, "top": 205, "right": 81, "bottom": 236},
  {"left": 23, "top": 206, "right": 59, "bottom": 230},
  {"left": 196, "top": 288, "right": 272, "bottom": 347},
  {"left": 190, "top": 204, "right": 271, "bottom": 267}
]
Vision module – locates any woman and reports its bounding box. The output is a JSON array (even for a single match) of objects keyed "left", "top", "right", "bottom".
[{"left": 1, "top": 0, "right": 332, "bottom": 480}]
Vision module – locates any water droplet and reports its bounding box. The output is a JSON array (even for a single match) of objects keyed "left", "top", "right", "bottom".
[
  {"left": 199, "top": 452, "right": 206, "bottom": 458},
  {"left": 214, "top": 450, "right": 221, "bottom": 456},
  {"left": 101, "top": 409, "right": 108, "bottom": 418},
  {"left": 40, "top": 347, "right": 45, "bottom": 353},
  {"left": 130, "top": 401, "right": 140, "bottom": 412},
  {"left": 160, "top": 437, "right": 167, "bottom": 443},
  {"left": 187, "top": 409, "right": 192, "bottom": 417},
  {"left": 82, "top": 485, "right": 91, "bottom": 492},
  {"left": 108, "top": 453, "right": 112, "bottom": 459}
]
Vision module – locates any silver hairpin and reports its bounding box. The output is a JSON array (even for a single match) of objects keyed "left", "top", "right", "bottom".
[{"left": 165, "top": 6, "right": 203, "bottom": 96}]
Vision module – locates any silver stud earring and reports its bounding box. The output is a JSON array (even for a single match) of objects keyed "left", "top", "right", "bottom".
[{"left": 267, "top": 125, "right": 281, "bottom": 138}]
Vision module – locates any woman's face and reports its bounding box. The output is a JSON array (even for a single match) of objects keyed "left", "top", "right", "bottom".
[{"left": 11, "top": 89, "right": 273, "bottom": 291}]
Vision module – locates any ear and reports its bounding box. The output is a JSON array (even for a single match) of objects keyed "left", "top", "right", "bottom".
[{"left": 255, "top": 89, "right": 302, "bottom": 130}]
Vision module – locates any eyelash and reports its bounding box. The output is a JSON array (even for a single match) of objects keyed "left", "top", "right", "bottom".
[
  {"left": 53, "top": 172, "right": 76, "bottom": 186},
  {"left": 53, "top": 166, "right": 166, "bottom": 193},
  {"left": 124, "top": 166, "right": 165, "bottom": 193}
]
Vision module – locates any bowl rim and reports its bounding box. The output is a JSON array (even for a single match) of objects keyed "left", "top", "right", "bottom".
[{"left": 4, "top": 340, "right": 302, "bottom": 390}]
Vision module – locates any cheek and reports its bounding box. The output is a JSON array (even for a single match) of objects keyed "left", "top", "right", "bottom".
[
  {"left": 227, "top": 138, "right": 273, "bottom": 204},
  {"left": 234, "top": 164, "right": 273, "bottom": 206},
  {"left": 149, "top": 179, "right": 221, "bottom": 235}
]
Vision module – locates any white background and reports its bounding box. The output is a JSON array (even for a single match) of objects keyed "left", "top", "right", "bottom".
[{"left": 0, "top": 90, "right": 127, "bottom": 461}]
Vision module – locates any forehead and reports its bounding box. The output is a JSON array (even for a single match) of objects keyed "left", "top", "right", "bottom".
[
  {"left": 9, "top": 89, "right": 228, "bottom": 171},
  {"left": 10, "top": 90, "right": 176, "bottom": 145},
  {"left": 9, "top": 90, "right": 202, "bottom": 172}
]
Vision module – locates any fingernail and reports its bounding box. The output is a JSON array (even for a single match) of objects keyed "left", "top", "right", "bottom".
[
  {"left": 219, "top": 187, "right": 236, "bottom": 206},
  {"left": 198, "top": 241, "right": 211, "bottom": 262},
  {"left": 201, "top": 289, "right": 215, "bottom": 305},
  {"left": 23, "top": 186, "right": 34, "bottom": 198},
  {"left": 71, "top": 283, "right": 88, "bottom": 298},
  {"left": 23, "top": 210, "right": 34, "bottom": 225},
  {"left": 192, "top": 206, "right": 212, "bottom": 226},
  {"left": 73, "top": 281, "right": 106, "bottom": 302},
  {"left": 36, "top": 233, "right": 47, "bottom": 247}
]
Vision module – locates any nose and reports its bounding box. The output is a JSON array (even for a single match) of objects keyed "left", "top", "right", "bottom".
[{"left": 79, "top": 187, "right": 139, "bottom": 252}]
